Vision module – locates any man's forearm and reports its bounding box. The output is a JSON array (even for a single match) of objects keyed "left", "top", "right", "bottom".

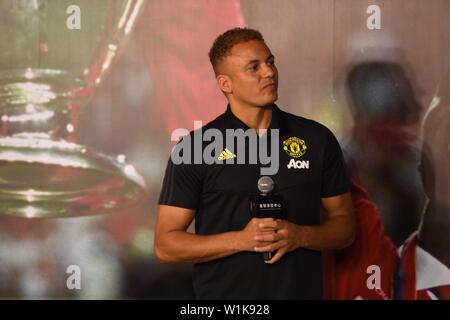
[
  {"left": 295, "top": 215, "right": 355, "bottom": 251},
  {"left": 155, "top": 230, "right": 243, "bottom": 264}
]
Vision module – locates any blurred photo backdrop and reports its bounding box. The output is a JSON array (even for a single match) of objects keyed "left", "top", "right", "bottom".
[{"left": 0, "top": 0, "right": 448, "bottom": 299}]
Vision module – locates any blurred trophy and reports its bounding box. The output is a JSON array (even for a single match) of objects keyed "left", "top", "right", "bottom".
[{"left": 0, "top": 0, "right": 147, "bottom": 218}]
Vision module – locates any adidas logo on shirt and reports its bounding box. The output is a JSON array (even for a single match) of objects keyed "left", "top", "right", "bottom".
[{"left": 218, "top": 148, "right": 237, "bottom": 161}]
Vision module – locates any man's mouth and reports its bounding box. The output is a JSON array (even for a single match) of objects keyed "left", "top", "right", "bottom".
[{"left": 263, "top": 82, "right": 277, "bottom": 90}]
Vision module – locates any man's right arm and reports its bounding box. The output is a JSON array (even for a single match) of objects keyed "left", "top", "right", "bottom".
[{"left": 154, "top": 205, "right": 276, "bottom": 264}]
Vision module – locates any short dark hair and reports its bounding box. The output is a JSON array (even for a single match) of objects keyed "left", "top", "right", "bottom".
[{"left": 208, "top": 27, "right": 265, "bottom": 75}]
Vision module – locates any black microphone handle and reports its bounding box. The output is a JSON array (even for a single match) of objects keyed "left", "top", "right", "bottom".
[{"left": 264, "top": 251, "right": 272, "bottom": 261}]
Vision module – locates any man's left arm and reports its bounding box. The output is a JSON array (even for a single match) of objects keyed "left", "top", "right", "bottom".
[{"left": 254, "top": 192, "right": 355, "bottom": 264}]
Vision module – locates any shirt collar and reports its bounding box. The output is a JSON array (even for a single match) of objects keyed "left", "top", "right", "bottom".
[
  {"left": 416, "top": 245, "right": 450, "bottom": 290},
  {"left": 224, "top": 103, "right": 281, "bottom": 132}
]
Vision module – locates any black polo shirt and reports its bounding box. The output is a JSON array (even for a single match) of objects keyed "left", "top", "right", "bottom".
[{"left": 159, "top": 104, "right": 350, "bottom": 299}]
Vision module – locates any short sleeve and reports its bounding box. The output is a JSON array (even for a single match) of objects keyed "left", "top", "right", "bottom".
[
  {"left": 321, "top": 129, "right": 351, "bottom": 197},
  {"left": 158, "top": 143, "right": 204, "bottom": 209}
]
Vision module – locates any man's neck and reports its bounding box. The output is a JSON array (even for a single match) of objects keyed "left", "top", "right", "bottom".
[{"left": 229, "top": 102, "right": 273, "bottom": 133}]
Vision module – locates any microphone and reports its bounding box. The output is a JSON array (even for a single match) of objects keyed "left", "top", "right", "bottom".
[
  {"left": 258, "top": 176, "right": 274, "bottom": 195},
  {"left": 250, "top": 176, "right": 284, "bottom": 261}
]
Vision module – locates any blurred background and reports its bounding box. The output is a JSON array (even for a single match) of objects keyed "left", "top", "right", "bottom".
[{"left": 0, "top": 0, "right": 449, "bottom": 298}]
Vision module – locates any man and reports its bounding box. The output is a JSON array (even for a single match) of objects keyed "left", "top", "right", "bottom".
[
  {"left": 344, "top": 62, "right": 423, "bottom": 246},
  {"left": 154, "top": 28, "right": 355, "bottom": 299},
  {"left": 397, "top": 92, "right": 450, "bottom": 300}
]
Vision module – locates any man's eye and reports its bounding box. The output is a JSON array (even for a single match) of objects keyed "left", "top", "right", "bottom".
[
  {"left": 248, "top": 64, "right": 258, "bottom": 71},
  {"left": 267, "top": 59, "right": 275, "bottom": 66}
]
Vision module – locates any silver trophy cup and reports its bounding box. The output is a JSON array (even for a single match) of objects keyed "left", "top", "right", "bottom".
[{"left": 0, "top": 0, "right": 147, "bottom": 218}]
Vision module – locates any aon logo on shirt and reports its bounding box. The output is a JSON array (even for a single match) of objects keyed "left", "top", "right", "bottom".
[{"left": 287, "top": 159, "right": 310, "bottom": 169}]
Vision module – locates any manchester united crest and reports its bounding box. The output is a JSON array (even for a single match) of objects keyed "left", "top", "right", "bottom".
[{"left": 282, "top": 136, "right": 307, "bottom": 158}]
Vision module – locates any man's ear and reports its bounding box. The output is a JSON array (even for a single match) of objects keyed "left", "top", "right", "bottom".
[{"left": 217, "top": 74, "right": 232, "bottom": 94}]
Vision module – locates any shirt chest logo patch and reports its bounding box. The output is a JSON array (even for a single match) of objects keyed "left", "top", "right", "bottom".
[{"left": 283, "top": 136, "right": 307, "bottom": 158}]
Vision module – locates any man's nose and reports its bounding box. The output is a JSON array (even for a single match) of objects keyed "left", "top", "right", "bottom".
[{"left": 261, "top": 63, "right": 276, "bottom": 78}]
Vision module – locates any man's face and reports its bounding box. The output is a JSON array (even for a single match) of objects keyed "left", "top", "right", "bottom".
[{"left": 219, "top": 40, "right": 278, "bottom": 108}]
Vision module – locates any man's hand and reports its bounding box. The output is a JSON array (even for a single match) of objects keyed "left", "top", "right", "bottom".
[
  {"left": 253, "top": 219, "right": 302, "bottom": 264},
  {"left": 238, "top": 217, "right": 279, "bottom": 252},
  {"left": 251, "top": 193, "right": 355, "bottom": 264}
]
